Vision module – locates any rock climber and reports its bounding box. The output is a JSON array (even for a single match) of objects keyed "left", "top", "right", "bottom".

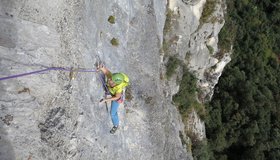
[{"left": 98, "top": 64, "right": 129, "bottom": 134}]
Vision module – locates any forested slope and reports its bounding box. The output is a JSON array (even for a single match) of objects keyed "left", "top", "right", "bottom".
[{"left": 206, "top": 1, "right": 280, "bottom": 159}]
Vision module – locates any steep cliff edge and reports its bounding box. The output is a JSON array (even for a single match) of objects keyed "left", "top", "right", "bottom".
[
  {"left": 0, "top": 0, "right": 229, "bottom": 159},
  {"left": 0, "top": 0, "right": 192, "bottom": 159},
  {"left": 163, "top": 0, "right": 229, "bottom": 143},
  {"left": 165, "top": 0, "right": 229, "bottom": 102}
]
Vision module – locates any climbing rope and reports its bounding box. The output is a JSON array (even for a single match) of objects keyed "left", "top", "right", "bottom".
[
  {"left": 97, "top": 72, "right": 110, "bottom": 113},
  {"left": 0, "top": 67, "right": 98, "bottom": 81},
  {"left": 98, "top": 73, "right": 110, "bottom": 95}
]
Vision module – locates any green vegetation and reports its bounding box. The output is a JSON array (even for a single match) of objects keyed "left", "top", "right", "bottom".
[
  {"left": 163, "top": 9, "right": 173, "bottom": 35},
  {"left": 206, "top": 45, "right": 214, "bottom": 55},
  {"left": 192, "top": 139, "right": 211, "bottom": 160},
  {"left": 173, "top": 67, "right": 197, "bottom": 113},
  {"left": 162, "top": 9, "right": 174, "bottom": 55},
  {"left": 166, "top": 56, "right": 181, "bottom": 79},
  {"left": 179, "top": 130, "right": 188, "bottom": 147},
  {"left": 217, "top": 18, "right": 237, "bottom": 54},
  {"left": 172, "top": 66, "right": 208, "bottom": 158},
  {"left": 205, "top": 1, "right": 280, "bottom": 159},
  {"left": 163, "top": 6, "right": 211, "bottom": 157},
  {"left": 108, "top": 15, "right": 115, "bottom": 24},
  {"left": 162, "top": 39, "right": 170, "bottom": 55},
  {"left": 110, "top": 38, "right": 119, "bottom": 46},
  {"left": 173, "top": 67, "right": 205, "bottom": 118},
  {"left": 200, "top": 0, "right": 217, "bottom": 24}
]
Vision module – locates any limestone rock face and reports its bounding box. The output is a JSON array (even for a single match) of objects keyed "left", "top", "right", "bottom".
[
  {"left": 0, "top": 0, "right": 229, "bottom": 159},
  {"left": 166, "top": 0, "right": 230, "bottom": 102},
  {"left": 165, "top": 0, "right": 230, "bottom": 141},
  {"left": 0, "top": 0, "right": 192, "bottom": 160}
]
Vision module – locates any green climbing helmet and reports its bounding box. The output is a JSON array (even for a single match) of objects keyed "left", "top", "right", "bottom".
[{"left": 112, "top": 73, "right": 125, "bottom": 85}]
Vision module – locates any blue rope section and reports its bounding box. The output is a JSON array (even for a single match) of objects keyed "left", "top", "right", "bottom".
[{"left": 0, "top": 67, "right": 98, "bottom": 81}]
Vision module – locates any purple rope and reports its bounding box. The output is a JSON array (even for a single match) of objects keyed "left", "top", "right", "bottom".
[{"left": 0, "top": 67, "right": 97, "bottom": 81}]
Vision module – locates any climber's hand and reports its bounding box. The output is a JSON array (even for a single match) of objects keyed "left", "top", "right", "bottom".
[{"left": 97, "top": 64, "right": 105, "bottom": 71}]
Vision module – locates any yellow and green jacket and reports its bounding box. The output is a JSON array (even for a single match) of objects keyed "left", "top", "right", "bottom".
[{"left": 107, "top": 73, "right": 129, "bottom": 95}]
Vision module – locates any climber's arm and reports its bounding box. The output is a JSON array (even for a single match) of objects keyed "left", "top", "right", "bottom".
[
  {"left": 98, "top": 65, "right": 112, "bottom": 79},
  {"left": 100, "top": 93, "right": 121, "bottom": 103}
]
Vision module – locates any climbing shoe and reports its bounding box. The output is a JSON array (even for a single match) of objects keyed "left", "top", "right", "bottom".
[{"left": 110, "top": 126, "right": 118, "bottom": 134}]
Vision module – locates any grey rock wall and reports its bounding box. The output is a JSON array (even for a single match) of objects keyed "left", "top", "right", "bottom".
[
  {"left": 0, "top": 0, "right": 192, "bottom": 160},
  {"left": 166, "top": 0, "right": 229, "bottom": 102},
  {"left": 164, "top": 0, "right": 229, "bottom": 140}
]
